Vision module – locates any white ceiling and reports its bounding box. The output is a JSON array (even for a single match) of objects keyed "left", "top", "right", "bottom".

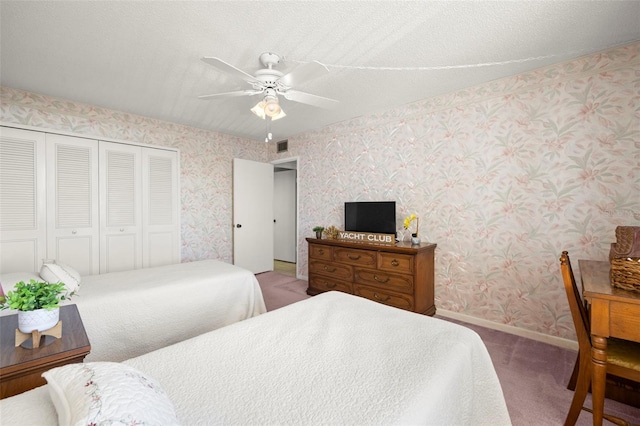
[{"left": 1, "top": 1, "right": 639, "bottom": 142}]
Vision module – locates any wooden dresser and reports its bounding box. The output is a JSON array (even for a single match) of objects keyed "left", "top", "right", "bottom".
[{"left": 306, "top": 238, "right": 437, "bottom": 315}]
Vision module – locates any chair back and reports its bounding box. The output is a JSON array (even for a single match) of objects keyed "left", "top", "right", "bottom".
[{"left": 560, "top": 251, "right": 591, "bottom": 351}]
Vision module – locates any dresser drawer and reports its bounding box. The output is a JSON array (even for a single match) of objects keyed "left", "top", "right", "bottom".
[
  {"left": 377, "top": 252, "right": 413, "bottom": 274},
  {"left": 309, "top": 244, "right": 332, "bottom": 261},
  {"left": 354, "top": 268, "right": 413, "bottom": 294},
  {"left": 333, "top": 247, "right": 376, "bottom": 267},
  {"left": 354, "top": 285, "right": 414, "bottom": 311},
  {"left": 309, "top": 276, "right": 353, "bottom": 294},
  {"left": 309, "top": 259, "right": 353, "bottom": 281}
]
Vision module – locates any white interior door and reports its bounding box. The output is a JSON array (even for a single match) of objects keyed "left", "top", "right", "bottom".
[
  {"left": 99, "top": 141, "right": 143, "bottom": 273},
  {"left": 46, "top": 134, "right": 100, "bottom": 276},
  {"left": 274, "top": 169, "right": 296, "bottom": 263},
  {"left": 0, "top": 127, "right": 47, "bottom": 273},
  {"left": 142, "top": 148, "right": 180, "bottom": 268},
  {"left": 233, "top": 158, "right": 273, "bottom": 273}
]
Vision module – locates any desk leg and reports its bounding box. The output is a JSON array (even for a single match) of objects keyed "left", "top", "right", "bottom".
[{"left": 591, "top": 335, "right": 607, "bottom": 426}]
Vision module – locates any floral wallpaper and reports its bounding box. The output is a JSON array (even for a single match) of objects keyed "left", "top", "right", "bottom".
[
  {"left": 270, "top": 42, "right": 639, "bottom": 341},
  {"left": 1, "top": 42, "right": 638, "bottom": 341}
]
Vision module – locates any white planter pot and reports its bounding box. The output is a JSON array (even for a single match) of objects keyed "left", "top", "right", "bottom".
[{"left": 18, "top": 308, "right": 60, "bottom": 333}]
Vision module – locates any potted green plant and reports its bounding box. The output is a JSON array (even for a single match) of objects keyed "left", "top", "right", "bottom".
[
  {"left": 313, "top": 226, "right": 325, "bottom": 239},
  {"left": 0, "top": 279, "right": 75, "bottom": 333}
]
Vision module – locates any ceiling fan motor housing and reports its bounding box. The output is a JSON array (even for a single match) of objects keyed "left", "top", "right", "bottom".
[
  {"left": 254, "top": 68, "right": 284, "bottom": 87},
  {"left": 259, "top": 52, "right": 281, "bottom": 68}
]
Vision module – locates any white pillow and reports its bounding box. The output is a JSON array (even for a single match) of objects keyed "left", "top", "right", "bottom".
[
  {"left": 42, "top": 362, "right": 179, "bottom": 426},
  {"left": 0, "top": 272, "right": 41, "bottom": 295},
  {"left": 40, "top": 262, "right": 81, "bottom": 294}
]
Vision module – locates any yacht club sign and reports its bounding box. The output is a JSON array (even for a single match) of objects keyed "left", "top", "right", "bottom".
[{"left": 337, "top": 231, "right": 395, "bottom": 246}]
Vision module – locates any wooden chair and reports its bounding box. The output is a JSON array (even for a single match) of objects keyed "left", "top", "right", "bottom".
[{"left": 559, "top": 251, "right": 640, "bottom": 426}]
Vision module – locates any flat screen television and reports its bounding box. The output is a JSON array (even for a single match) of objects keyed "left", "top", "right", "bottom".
[{"left": 344, "top": 201, "right": 396, "bottom": 234}]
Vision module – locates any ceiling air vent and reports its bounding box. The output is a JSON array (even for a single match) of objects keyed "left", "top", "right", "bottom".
[{"left": 276, "top": 140, "right": 288, "bottom": 153}]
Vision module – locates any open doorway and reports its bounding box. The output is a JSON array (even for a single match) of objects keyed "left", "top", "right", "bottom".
[{"left": 272, "top": 157, "right": 298, "bottom": 277}]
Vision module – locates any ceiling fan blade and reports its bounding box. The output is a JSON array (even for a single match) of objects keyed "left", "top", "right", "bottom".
[
  {"left": 278, "top": 61, "right": 330, "bottom": 87},
  {"left": 198, "top": 90, "right": 262, "bottom": 100},
  {"left": 201, "top": 57, "right": 261, "bottom": 84},
  {"left": 282, "top": 90, "right": 339, "bottom": 109}
]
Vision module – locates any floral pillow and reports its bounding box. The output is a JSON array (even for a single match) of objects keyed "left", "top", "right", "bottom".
[
  {"left": 42, "top": 362, "right": 179, "bottom": 426},
  {"left": 39, "top": 261, "right": 81, "bottom": 294}
]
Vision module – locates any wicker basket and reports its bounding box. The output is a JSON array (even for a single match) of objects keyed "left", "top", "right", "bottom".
[
  {"left": 610, "top": 257, "right": 640, "bottom": 292},
  {"left": 609, "top": 226, "right": 640, "bottom": 260}
]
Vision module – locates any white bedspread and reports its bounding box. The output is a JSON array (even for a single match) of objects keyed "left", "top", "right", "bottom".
[
  {"left": 0, "top": 292, "right": 510, "bottom": 425},
  {"left": 126, "top": 291, "right": 510, "bottom": 425},
  {"left": 75, "top": 259, "right": 266, "bottom": 362}
]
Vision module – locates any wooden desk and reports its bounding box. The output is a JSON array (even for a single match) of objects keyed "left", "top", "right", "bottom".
[
  {"left": 0, "top": 304, "right": 91, "bottom": 399},
  {"left": 579, "top": 259, "right": 640, "bottom": 425}
]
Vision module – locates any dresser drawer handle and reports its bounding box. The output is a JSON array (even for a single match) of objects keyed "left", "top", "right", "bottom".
[
  {"left": 347, "top": 254, "right": 361, "bottom": 260},
  {"left": 391, "top": 259, "right": 399, "bottom": 267},
  {"left": 373, "top": 274, "right": 389, "bottom": 283},
  {"left": 318, "top": 249, "right": 324, "bottom": 255},
  {"left": 323, "top": 265, "right": 336, "bottom": 272},
  {"left": 373, "top": 293, "right": 391, "bottom": 302},
  {"left": 326, "top": 282, "right": 337, "bottom": 289}
]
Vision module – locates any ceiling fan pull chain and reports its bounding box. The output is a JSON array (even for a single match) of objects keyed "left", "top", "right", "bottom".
[{"left": 265, "top": 116, "right": 273, "bottom": 143}]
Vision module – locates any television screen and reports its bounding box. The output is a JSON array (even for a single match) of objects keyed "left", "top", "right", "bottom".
[{"left": 344, "top": 201, "right": 396, "bottom": 234}]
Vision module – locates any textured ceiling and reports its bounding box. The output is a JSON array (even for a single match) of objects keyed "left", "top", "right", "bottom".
[{"left": 1, "top": 1, "right": 639, "bottom": 142}]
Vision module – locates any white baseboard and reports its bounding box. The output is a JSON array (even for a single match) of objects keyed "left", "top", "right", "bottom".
[{"left": 437, "top": 309, "right": 578, "bottom": 351}]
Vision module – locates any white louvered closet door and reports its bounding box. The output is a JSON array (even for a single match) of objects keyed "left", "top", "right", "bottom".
[
  {"left": 0, "top": 128, "right": 47, "bottom": 273},
  {"left": 99, "top": 142, "right": 143, "bottom": 273},
  {"left": 46, "top": 134, "right": 99, "bottom": 276},
  {"left": 142, "top": 148, "right": 179, "bottom": 268}
]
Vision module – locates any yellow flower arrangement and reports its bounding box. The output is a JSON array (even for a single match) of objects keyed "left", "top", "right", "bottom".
[{"left": 403, "top": 214, "right": 419, "bottom": 237}]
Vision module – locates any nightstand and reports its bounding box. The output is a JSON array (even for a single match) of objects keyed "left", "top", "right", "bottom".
[{"left": 0, "top": 304, "right": 91, "bottom": 399}]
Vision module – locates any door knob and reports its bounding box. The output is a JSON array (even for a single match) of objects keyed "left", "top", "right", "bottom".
[{"left": 236, "top": 224, "right": 242, "bottom": 228}]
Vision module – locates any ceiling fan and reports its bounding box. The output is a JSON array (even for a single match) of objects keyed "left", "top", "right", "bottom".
[{"left": 199, "top": 52, "right": 338, "bottom": 121}]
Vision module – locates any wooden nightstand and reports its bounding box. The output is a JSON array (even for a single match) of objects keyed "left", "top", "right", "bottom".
[{"left": 0, "top": 304, "right": 91, "bottom": 399}]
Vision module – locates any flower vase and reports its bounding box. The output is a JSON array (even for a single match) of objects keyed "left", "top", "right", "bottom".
[{"left": 411, "top": 234, "right": 421, "bottom": 245}]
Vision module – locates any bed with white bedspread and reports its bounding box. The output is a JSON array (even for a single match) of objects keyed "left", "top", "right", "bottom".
[
  {"left": 1, "top": 259, "right": 266, "bottom": 362},
  {"left": 0, "top": 291, "right": 511, "bottom": 425}
]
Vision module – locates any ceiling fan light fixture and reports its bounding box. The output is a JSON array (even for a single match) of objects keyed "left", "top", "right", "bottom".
[
  {"left": 264, "top": 96, "right": 281, "bottom": 117},
  {"left": 251, "top": 98, "right": 286, "bottom": 121},
  {"left": 270, "top": 108, "right": 286, "bottom": 120},
  {"left": 251, "top": 101, "right": 266, "bottom": 119}
]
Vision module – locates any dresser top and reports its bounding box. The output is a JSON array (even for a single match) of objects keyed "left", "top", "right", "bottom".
[{"left": 306, "top": 237, "right": 436, "bottom": 254}]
